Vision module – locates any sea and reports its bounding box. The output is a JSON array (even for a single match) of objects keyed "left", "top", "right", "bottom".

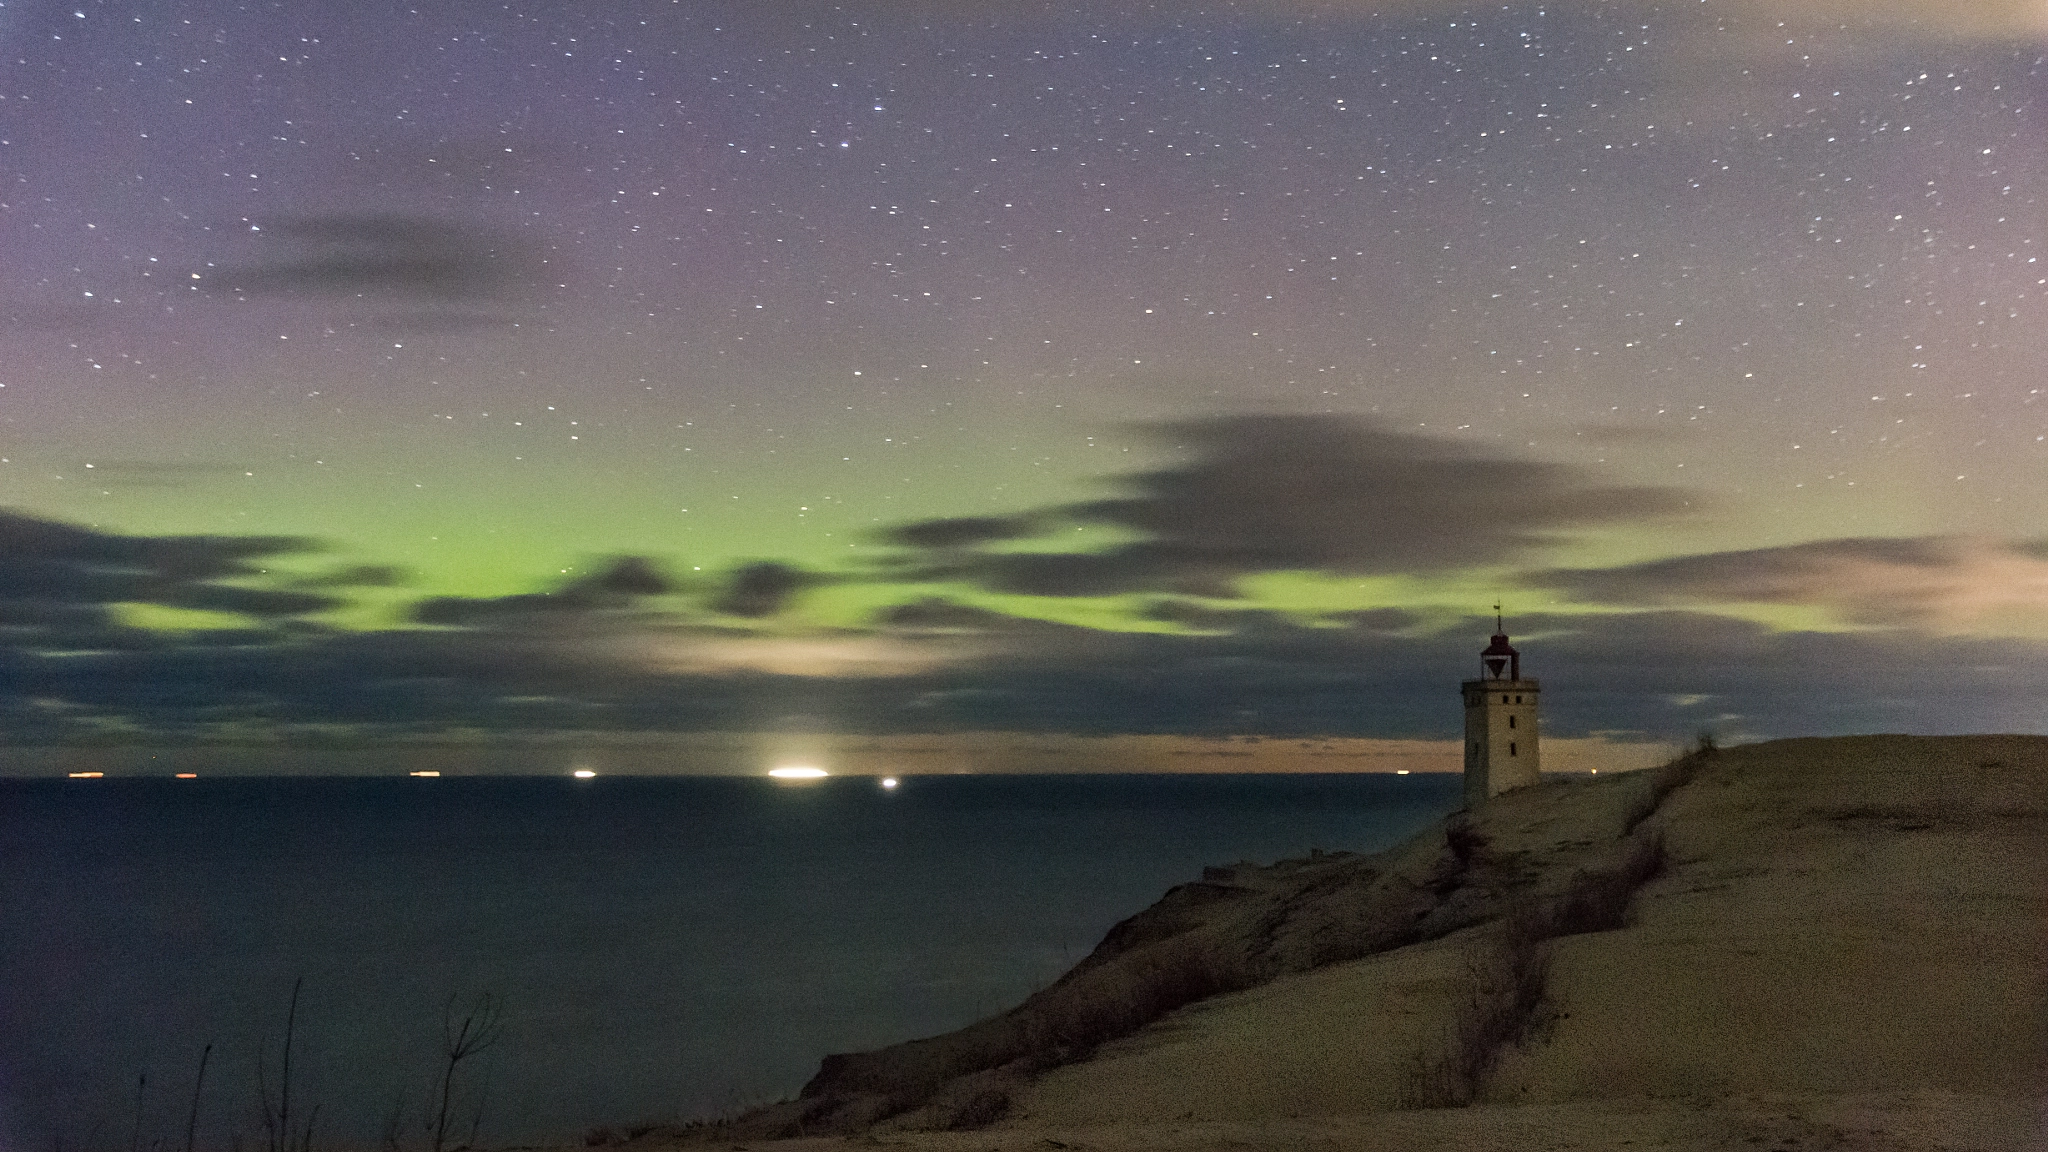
[{"left": 0, "top": 771, "right": 1461, "bottom": 1150}]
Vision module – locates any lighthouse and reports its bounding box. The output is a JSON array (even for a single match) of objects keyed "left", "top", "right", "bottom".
[{"left": 1461, "top": 609, "right": 1540, "bottom": 806}]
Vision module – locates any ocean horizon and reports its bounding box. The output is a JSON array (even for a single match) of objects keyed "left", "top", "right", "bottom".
[{"left": 1, "top": 771, "right": 1461, "bottom": 1150}]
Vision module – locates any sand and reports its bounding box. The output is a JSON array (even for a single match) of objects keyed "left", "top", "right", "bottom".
[{"left": 552, "top": 735, "right": 2048, "bottom": 1152}]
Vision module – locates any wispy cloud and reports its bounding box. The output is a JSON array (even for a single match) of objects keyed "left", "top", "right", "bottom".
[
  {"left": 200, "top": 214, "right": 539, "bottom": 305},
  {"left": 1527, "top": 536, "right": 2048, "bottom": 636},
  {"left": 1263, "top": 0, "right": 2048, "bottom": 42}
]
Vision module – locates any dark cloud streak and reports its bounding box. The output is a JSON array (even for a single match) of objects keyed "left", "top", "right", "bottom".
[
  {"left": 10, "top": 606, "right": 2042, "bottom": 746},
  {"left": 202, "top": 214, "right": 539, "bottom": 304},
  {"left": 0, "top": 512, "right": 332, "bottom": 637},
  {"left": 889, "top": 416, "right": 1697, "bottom": 596},
  {"left": 712, "top": 562, "right": 813, "bottom": 618}
]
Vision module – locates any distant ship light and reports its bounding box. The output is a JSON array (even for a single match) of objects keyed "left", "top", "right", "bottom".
[
  {"left": 175, "top": 773, "right": 198, "bottom": 779},
  {"left": 67, "top": 772, "right": 104, "bottom": 779},
  {"left": 880, "top": 777, "right": 899, "bottom": 789},
  {"left": 409, "top": 771, "right": 441, "bottom": 778},
  {"left": 769, "top": 766, "right": 828, "bottom": 779},
  {"left": 573, "top": 769, "right": 596, "bottom": 779}
]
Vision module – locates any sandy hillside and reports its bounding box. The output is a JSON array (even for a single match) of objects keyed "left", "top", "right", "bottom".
[{"left": 568, "top": 735, "right": 2048, "bottom": 1152}]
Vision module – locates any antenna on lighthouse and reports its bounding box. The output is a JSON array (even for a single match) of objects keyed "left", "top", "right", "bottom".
[{"left": 1481, "top": 607, "right": 1519, "bottom": 680}]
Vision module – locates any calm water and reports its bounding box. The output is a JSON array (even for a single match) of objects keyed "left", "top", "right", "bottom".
[{"left": 0, "top": 772, "right": 1459, "bottom": 1150}]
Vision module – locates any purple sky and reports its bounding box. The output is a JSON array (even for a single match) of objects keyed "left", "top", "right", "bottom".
[{"left": 1, "top": 0, "right": 2044, "bottom": 753}]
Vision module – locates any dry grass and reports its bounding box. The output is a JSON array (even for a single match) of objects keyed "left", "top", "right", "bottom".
[
  {"left": 1019, "top": 934, "right": 1264, "bottom": 1064},
  {"left": 1622, "top": 743, "right": 1709, "bottom": 833},
  {"left": 943, "top": 1089, "right": 1012, "bottom": 1131},
  {"left": 1402, "top": 822, "right": 1669, "bottom": 1108},
  {"left": 1538, "top": 826, "right": 1667, "bottom": 939},
  {"left": 1443, "top": 818, "right": 1490, "bottom": 864},
  {"left": 1400, "top": 931, "right": 1553, "bottom": 1108},
  {"left": 792, "top": 933, "right": 1267, "bottom": 1132}
]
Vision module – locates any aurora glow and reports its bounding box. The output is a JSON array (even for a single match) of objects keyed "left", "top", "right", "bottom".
[{"left": 1, "top": 0, "right": 2044, "bottom": 751}]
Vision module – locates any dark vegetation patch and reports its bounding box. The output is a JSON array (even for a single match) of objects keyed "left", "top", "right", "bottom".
[
  {"left": 1400, "top": 746, "right": 1711, "bottom": 1110},
  {"left": 1400, "top": 821, "right": 1671, "bottom": 1108},
  {"left": 944, "top": 1089, "right": 1012, "bottom": 1131}
]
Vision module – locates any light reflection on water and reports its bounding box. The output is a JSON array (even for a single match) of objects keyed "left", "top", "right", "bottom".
[{"left": 0, "top": 772, "right": 1458, "bottom": 1149}]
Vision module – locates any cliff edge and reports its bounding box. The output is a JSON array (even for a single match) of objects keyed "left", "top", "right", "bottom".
[{"left": 655, "top": 735, "right": 2048, "bottom": 1151}]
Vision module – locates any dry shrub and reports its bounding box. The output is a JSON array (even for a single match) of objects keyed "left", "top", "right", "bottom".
[
  {"left": 1444, "top": 819, "right": 1491, "bottom": 864},
  {"left": 1402, "top": 824, "right": 1667, "bottom": 1109},
  {"left": 1022, "top": 934, "right": 1258, "bottom": 1062},
  {"left": 944, "top": 1089, "right": 1011, "bottom": 1131},
  {"left": 1401, "top": 934, "right": 1552, "bottom": 1108},
  {"left": 1538, "top": 826, "right": 1666, "bottom": 939},
  {"left": 806, "top": 933, "right": 1262, "bottom": 1129},
  {"left": 1622, "top": 747, "right": 1708, "bottom": 833}
]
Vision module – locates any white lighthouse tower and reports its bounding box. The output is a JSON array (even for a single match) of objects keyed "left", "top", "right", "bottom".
[{"left": 1461, "top": 608, "right": 1540, "bottom": 806}]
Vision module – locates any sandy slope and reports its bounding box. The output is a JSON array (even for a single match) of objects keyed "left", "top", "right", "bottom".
[
  {"left": 651, "top": 1094, "right": 2036, "bottom": 1151},
  {"left": 565, "top": 735, "right": 2048, "bottom": 1152},
  {"left": 1008, "top": 736, "right": 2047, "bottom": 1130}
]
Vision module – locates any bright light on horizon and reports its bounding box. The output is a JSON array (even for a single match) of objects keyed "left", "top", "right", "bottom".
[
  {"left": 1395, "top": 769, "right": 1411, "bottom": 775},
  {"left": 769, "top": 766, "right": 828, "bottom": 779},
  {"left": 175, "top": 773, "right": 197, "bottom": 779},
  {"left": 880, "top": 776, "right": 899, "bottom": 789},
  {"left": 573, "top": 769, "right": 597, "bottom": 779},
  {"left": 409, "top": 771, "right": 441, "bottom": 778},
  {"left": 66, "top": 772, "right": 103, "bottom": 779}
]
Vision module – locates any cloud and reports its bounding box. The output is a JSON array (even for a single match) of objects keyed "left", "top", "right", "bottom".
[
  {"left": 0, "top": 511, "right": 332, "bottom": 650},
  {"left": 1527, "top": 536, "right": 2048, "bottom": 636},
  {"left": 711, "top": 562, "right": 816, "bottom": 618},
  {"left": 1325, "top": 607, "right": 1425, "bottom": 632},
  {"left": 878, "top": 597, "right": 1048, "bottom": 633},
  {"left": 1738, "top": 0, "right": 2048, "bottom": 42},
  {"left": 200, "top": 215, "right": 538, "bottom": 304},
  {"left": 286, "top": 564, "right": 412, "bottom": 590},
  {"left": 6, "top": 509, "right": 2042, "bottom": 750},
  {"left": 1265, "top": 0, "right": 2048, "bottom": 42},
  {"left": 889, "top": 415, "right": 1694, "bottom": 596},
  {"left": 9, "top": 584, "right": 2047, "bottom": 747},
  {"left": 412, "top": 556, "right": 671, "bottom": 626},
  {"left": 1138, "top": 597, "right": 1267, "bottom": 631},
  {"left": 880, "top": 515, "right": 1043, "bottom": 550},
  {"left": 626, "top": 632, "right": 975, "bottom": 679}
]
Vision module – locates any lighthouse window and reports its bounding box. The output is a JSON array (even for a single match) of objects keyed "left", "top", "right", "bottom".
[
  {"left": 1502, "top": 694, "right": 1510, "bottom": 704},
  {"left": 1508, "top": 715, "right": 1516, "bottom": 729},
  {"left": 1510, "top": 742, "right": 1517, "bottom": 757}
]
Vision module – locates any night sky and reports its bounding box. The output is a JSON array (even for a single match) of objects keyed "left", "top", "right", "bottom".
[{"left": 2, "top": 0, "right": 2045, "bottom": 753}]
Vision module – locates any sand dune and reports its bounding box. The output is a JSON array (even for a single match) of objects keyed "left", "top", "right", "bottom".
[{"left": 575, "top": 735, "right": 2048, "bottom": 1152}]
